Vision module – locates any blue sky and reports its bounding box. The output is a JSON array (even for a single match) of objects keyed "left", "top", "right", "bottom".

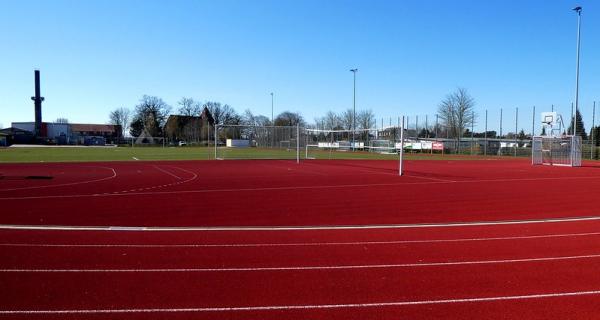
[{"left": 1, "top": 0, "right": 599, "bottom": 134}]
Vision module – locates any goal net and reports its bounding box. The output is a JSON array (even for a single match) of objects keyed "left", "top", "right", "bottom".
[
  {"left": 304, "top": 128, "right": 396, "bottom": 159},
  {"left": 214, "top": 125, "right": 301, "bottom": 161},
  {"left": 532, "top": 135, "right": 582, "bottom": 167}
]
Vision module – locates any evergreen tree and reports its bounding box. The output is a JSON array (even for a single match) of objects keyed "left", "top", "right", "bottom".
[
  {"left": 517, "top": 129, "right": 527, "bottom": 140},
  {"left": 591, "top": 126, "right": 600, "bottom": 146},
  {"left": 567, "top": 109, "right": 588, "bottom": 139}
]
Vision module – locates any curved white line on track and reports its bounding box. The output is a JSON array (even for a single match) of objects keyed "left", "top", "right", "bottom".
[
  {"left": 153, "top": 165, "right": 181, "bottom": 180},
  {"left": 3, "top": 231, "right": 600, "bottom": 248},
  {"left": 2, "top": 174, "right": 600, "bottom": 200},
  {"left": 102, "top": 165, "right": 198, "bottom": 195},
  {"left": 4, "top": 252, "right": 600, "bottom": 272},
  {"left": 1, "top": 215, "right": 600, "bottom": 231},
  {"left": 2, "top": 290, "right": 600, "bottom": 314},
  {"left": 0, "top": 166, "right": 117, "bottom": 192}
]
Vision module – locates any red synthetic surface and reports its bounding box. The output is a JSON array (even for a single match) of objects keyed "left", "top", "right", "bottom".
[{"left": 2, "top": 159, "right": 600, "bottom": 319}]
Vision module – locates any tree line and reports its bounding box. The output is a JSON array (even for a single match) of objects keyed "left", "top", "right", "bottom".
[{"left": 107, "top": 88, "right": 592, "bottom": 141}]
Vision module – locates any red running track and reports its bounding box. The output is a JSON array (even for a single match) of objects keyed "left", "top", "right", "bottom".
[
  {"left": 2, "top": 159, "right": 600, "bottom": 319},
  {"left": 2, "top": 159, "right": 600, "bottom": 226}
]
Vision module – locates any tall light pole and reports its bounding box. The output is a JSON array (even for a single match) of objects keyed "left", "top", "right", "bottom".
[
  {"left": 270, "top": 92, "right": 274, "bottom": 125},
  {"left": 573, "top": 6, "right": 582, "bottom": 138},
  {"left": 350, "top": 68, "right": 358, "bottom": 151}
]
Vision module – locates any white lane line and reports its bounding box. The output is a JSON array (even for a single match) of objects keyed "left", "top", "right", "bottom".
[
  {"left": 0, "top": 166, "right": 117, "bottom": 192},
  {"left": 132, "top": 157, "right": 139, "bottom": 160},
  {"left": 4, "top": 253, "right": 600, "bottom": 272},
  {"left": 3, "top": 231, "right": 600, "bottom": 248},
  {"left": 1, "top": 215, "right": 600, "bottom": 231},
  {"left": 2, "top": 174, "right": 600, "bottom": 200},
  {"left": 153, "top": 166, "right": 181, "bottom": 180},
  {"left": 404, "top": 174, "right": 456, "bottom": 182},
  {"left": 2, "top": 290, "right": 600, "bottom": 314}
]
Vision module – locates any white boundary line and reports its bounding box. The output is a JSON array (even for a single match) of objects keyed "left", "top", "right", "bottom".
[
  {"left": 1, "top": 216, "right": 599, "bottom": 231},
  {"left": 2, "top": 290, "right": 600, "bottom": 314},
  {"left": 3, "top": 231, "right": 600, "bottom": 248},
  {"left": 3, "top": 252, "right": 600, "bottom": 272},
  {"left": 0, "top": 166, "right": 117, "bottom": 192}
]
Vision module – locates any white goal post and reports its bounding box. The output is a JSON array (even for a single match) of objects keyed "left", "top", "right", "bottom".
[{"left": 532, "top": 135, "right": 582, "bottom": 167}]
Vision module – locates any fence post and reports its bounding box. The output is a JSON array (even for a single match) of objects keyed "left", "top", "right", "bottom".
[
  {"left": 592, "top": 101, "right": 596, "bottom": 159},
  {"left": 515, "top": 107, "right": 518, "bottom": 157},
  {"left": 484, "top": 109, "right": 488, "bottom": 156},
  {"left": 296, "top": 124, "right": 300, "bottom": 164},
  {"left": 214, "top": 125, "right": 218, "bottom": 159},
  {"left": 399, "top": 116, "right": 404, "bottom": 176}
]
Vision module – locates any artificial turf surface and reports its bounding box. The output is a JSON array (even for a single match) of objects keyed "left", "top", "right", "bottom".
[{"left": 0, "top": 146, "right": 514, "bottom": 163}]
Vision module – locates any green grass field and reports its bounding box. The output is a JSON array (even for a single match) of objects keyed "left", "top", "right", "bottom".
[{"left": 0, "top": 146, "right": 505, "bottom": 163}]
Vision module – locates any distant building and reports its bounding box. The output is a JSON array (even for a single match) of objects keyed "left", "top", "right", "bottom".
[
  {"left": 0, "top": 127, "right": 35, "bottom": 145},
  {"left": 9, "top": 122, "right": 120, "bottom": 146},
  {"left": 163, "top": 107, "right": 214, "bottom": 145},
  {"left": 70, "top": 123, "right": 121, "bottom": 145},
  {"left": 0, "top": 132, "right": 7, "bottom": 146}
]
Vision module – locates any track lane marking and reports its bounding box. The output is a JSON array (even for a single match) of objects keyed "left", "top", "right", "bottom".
[
  {"left": 3, "top": 174, "right": 600, "bottom": 200},
  {"left": 4, "top": 253, "right": 600, "bottom": 272},
  {"left": 3, "top": 231, "right": 600, "bottom": 247},
  {"left": 1, "top": 216, "right": 600, "bottom": 231},
  {"left": 2, "top": 290, "right": 600, "bottom": 314}
]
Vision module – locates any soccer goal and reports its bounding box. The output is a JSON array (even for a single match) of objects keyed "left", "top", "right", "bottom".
[
  {"left": 532, "top": 112, "right": 581, "bottom": 167},
  {"left": 214, "top": 125, "right": 301, "bottom": 162},
  {"left": 304, "top": 128, "right": 382, "bottom": 159},
  {"left": 532, "top": 135, "right": 582, "bottom": 167}
]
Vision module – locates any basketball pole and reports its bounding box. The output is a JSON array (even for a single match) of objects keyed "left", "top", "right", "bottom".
[{"left": 399, "top": 115, "right": 405, "bottom": 176}]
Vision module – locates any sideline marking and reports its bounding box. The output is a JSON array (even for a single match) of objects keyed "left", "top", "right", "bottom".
[
  {"left": 1, "top": 216, "right": 600, "bottom": 231},
  {"left": 4, "top": 253, "right": 600, "bottom": 272},
  {"left": 3, "top": 231, "right": 600, "bottom": 248},
  {"left": 2, "top": 290, "right": 600, "bottom": 314}
]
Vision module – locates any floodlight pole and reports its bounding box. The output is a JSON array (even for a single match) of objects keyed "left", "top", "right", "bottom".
[
  {"left": 350, "top": 69, "right": 358, "bottom": 151},
  {"left": 573, "top": 6, "right": 582, "bottom": 138}
]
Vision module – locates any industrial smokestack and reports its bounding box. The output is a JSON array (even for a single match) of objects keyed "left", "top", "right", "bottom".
[{"left": 31, "top": 70, "right": 44, "bottom": 137}]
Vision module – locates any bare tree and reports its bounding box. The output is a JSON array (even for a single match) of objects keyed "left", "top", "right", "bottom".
[
  {"left": 204, "top": 101, "right": 240, "bottom": 125},
  {"left": 133, "top": 95, "right": 172, "bottom": 136},
  {"left": 437, "top": 88, "right": 476, "bottom": 140},
  {"left": 357, "top": 109, "right": 376, "bottom": 130},
  {"left": 109, "top": 107, "right": 130, "bottom": 137},
  {"left": 242, "top": 109, "right": 271, "bottom": 126},
  {"left": 339, "top": 109, "right": 354, "bottom": 130},
  {"left": 323, "top": 111, "right": 341, "bottom": 130},
  {"left": 178, "top": 97, "right": 202, "bottom": 116},
  {"left": 274, "top": 111, "right": 305, "bottom": 127}
]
